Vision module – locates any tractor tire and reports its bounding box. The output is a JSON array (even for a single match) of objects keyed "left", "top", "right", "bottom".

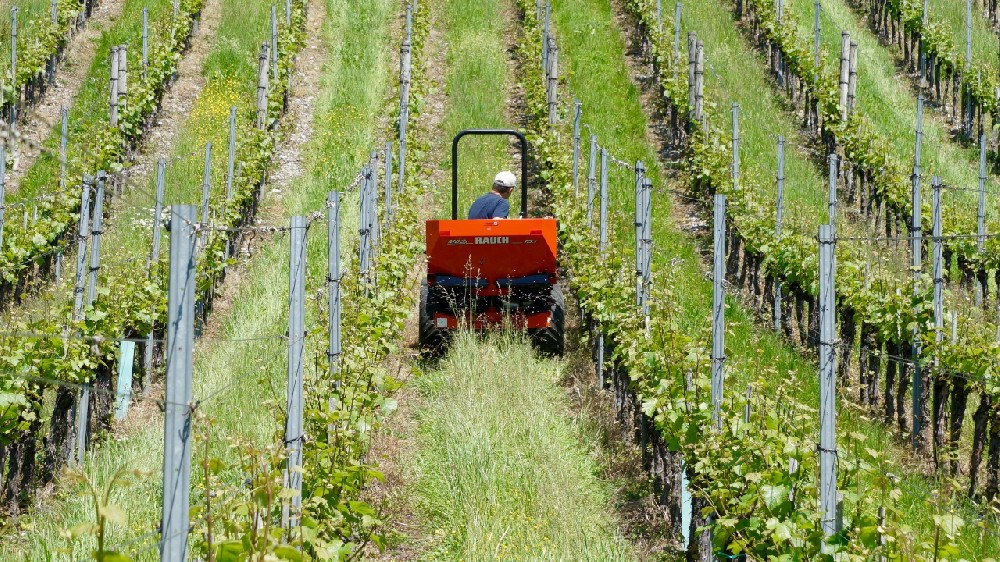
[
  {"left": 531, "top": 284, "right": 565, "bottom": 356},
  {"left": 419, "top": 282, "right": 447, "bottom": 356}
]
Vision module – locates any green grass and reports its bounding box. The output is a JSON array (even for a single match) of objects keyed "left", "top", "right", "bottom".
[
  {"left": 410, "top": 332, "right": 637, "bottom": 561},
  {"left": 928, "top": 0, "right": 999, "bottom": 69},
  {"left": 103, "top": 0, "right": 273, "bottom": 257},
  {"left": 552, "top": 0, "right": 997, "bottom": 554},
  {"left": 9, "top": 0, "right": 177, "bottom": 203},
  {"left": 440, "top": 0, "right": 519, "bottom": 219},
  {"left": 0, "top": 0, "right": 397, "bottom": 558},
  {"left": 0, "top": 0, "right": 60, "bottom": 74},
  {"left": 785, "top": 0, "right": 1000, "bottom": 217}
]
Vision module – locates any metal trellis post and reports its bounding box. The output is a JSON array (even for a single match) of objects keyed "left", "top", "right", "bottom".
[
  {"left": 775, "top": 136, "right": 784, "bottom": 332},
  {"left": 385, "top": 142, "right": 393, "bottom": 225},
  {"left": 587, "top": 135, "right": 597, "bottom": 225},
  {"left": 282, "top": 215, "right": 306, "bottom": 532},
  {"left": 142, "top": 8, "right": 148, "bottom": 76},
  {"left": 159, "top": 205, "right": 196, "bottom": 562},
  {"left": 978, "top": 135, "right": 987, "bottom": 306},
  {"left": 712, "top": 193, "right": 726, "bottom": 429},
  {"left": 818, "top": 223, "right": 838, "bottom": 540},
  {"left": 828, "top": 154, "right": 837, "bottom": 228},
  {"left": 599, "top": 149, "right": 608, "bottom": 259},
  {"left": 60, "top": 107, "right": 68, "bottom": 189},
  {"left": 912, "top": 98, "right": 924, "bottom": 449},
  {"left": 145, "top": 158, "right": 166, "bottom": 386},
  {"left": 0, "top": 139, "right": 5, "bottom": 253},
  {"left": 572, "top": 101, "right": 581, "bottom": 195}
]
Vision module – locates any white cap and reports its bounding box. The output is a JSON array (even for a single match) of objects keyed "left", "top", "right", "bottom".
[{"left": 494, "top": 171, "right": 516, "bottom": 190}]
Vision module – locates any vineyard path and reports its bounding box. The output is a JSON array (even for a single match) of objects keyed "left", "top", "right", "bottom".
[
  {"left": 365, "top": 1, "right": 649, "bottom": 560},
  {"left": 5, "top": 0, "right": 128, "bottom": 191}
]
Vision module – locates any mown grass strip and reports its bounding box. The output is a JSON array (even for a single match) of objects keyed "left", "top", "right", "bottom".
[
  {"left": 440, "top": 0, "right": 517, "bottom": 218},
  {"left": 552, "top": 0, "right": 997, "bottom": 555},
  {"left": 412, "top": 333, "right": 637, "bottom": 561}
]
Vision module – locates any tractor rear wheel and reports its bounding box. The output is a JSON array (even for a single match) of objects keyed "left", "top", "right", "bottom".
[
  {"left": 531, "top": 284, "right": 565, "bottom": 356},
  {"left": 419, "top": 282, "right": 447, "bottom": 356}
]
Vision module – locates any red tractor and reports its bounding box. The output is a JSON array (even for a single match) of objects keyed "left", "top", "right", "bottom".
[{"left": 419, "top": 129, "right": 564, "bottom": 355}]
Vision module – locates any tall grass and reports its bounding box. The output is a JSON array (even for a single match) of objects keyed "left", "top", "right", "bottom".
[
  {"left": 928, "top": 0, "right": 998, "bottom": 68},
  {"left": 0, "top": 0, "right": 397, "bottom": 558},
  {"left": 552, "top": 0, "right": 997, "bottom": 554},
  {"left": 411, "top": 332, "right": 637, "bottom": 561},
  {"left": 440, "top": 0, "right": 519, "bottom": 218}
]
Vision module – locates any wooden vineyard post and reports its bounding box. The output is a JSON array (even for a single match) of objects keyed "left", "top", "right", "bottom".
[
  {"left": 256, "top": 44, "right": 270, "bottom": 129},
  {"left": 818, "top": 222, "right": 838, "bottom": 542},
  {"left": 225, "top": 106, "right": 237, "bottom": 257},
  {"left": 839, "top": 33, "right": 850, "bottom": 121},
  {"left": 712, "top": 193, "right": 726, "bottom": 428},
  {"left": 160, "top": 205, "right": 196, "bottom": 562},
  {"left": 775, "top": 136, "right": 785, "bottom": 333},
  {"left": 282, "top": 215, "right": 306, "bottom": 532},
  {"left": 109, "top": 46, "right": 119, "bottom": 128},
  {"left": 848, "top": 42, "right": 858, "bottom": 115},
  {"left": 118, "top": 45, "right": 128, "bottom": 121}
]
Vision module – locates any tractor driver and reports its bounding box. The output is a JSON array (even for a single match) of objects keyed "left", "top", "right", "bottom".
[{"left": 468, "top": 171, "right": 516, "bottom": 219}]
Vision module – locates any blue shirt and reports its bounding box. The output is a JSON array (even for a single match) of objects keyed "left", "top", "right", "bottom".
[{"left": 467, "top": 192, "right": 510, "bottom": 219}]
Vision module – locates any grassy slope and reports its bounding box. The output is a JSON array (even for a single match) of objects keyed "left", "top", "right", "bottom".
[
  {"left": 0, "top": 0, "right": 59, "bottom": 72},
  {"left": 785, "top": 0, "right": 1000, "bottom": 213},
  {"left": 412, "top": 333, "right": 636, "bottom": 561},
  {"left": 0, "top": 0, "right": 395, "bottom": 558},
  {"left": 12, "top": 0, "right": 175, "bottom": 202},
  {"left": 104, "top": 0, "right": 273, "bottom": 256},
  {"left": 928, "top": 0, "right": 998, "bottom": 69},
  {"left": 553, "top": 0, "right": 997, "bottom": 554},
  {"left": 440, "top": 0, "right": 517, "bottom": 218}
]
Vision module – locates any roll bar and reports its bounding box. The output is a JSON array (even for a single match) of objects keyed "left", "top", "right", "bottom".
[{"left": 451, "top": 129, "right": 529, "bottom": 219}]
